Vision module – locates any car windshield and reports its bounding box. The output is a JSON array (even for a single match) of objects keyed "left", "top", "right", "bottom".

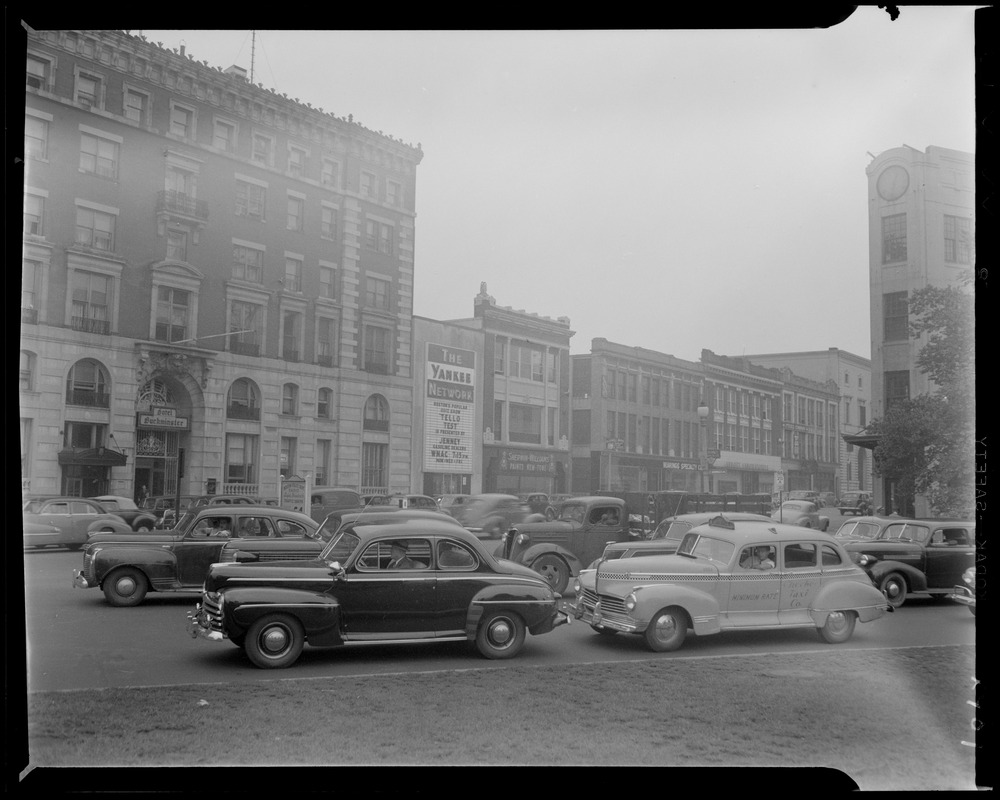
[
  {"left": 836, "top": 521, "right": 880, "bottom": 539},
  {"left": 879, "top": 523, "right": 930, "bottom": 543},
  {"left": 652, "top": 521, "right": 692, "bottom": 541},
  {"left": 320, "top": 530, "right": 361, "bottom": 562},
  {"left": 558, "top": 504, "right": 586, "bottom": 523},
  {"left": 23, "top": 499, "right": 44, "bottom": 513},
  {"left": 676, "top": 532, "right": 735, "bottom": 564}
]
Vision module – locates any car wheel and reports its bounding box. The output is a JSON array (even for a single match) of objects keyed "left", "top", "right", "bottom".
[
  {"left": 531, "top": 554, "right": 570, "bottom": 595},
  {"left": 592, "top": 626, "right": 619, "bottom": 636},
  {"left": 821, "top": 520, "right": 830, "bottom": 532},
  {"left": 644, "top": 607, "right": 688, "bottom": 652},
  {"left": 970, "top": 606, "right": 976, "bottom": 617},
  {"left": 135, "top": 523, "right": 152, "bottom": 533},
  {"left": 244, "top": 614, "right": 304, "bottom": 669},
  {"left": 544, "top": 506, "right": 557, "bottom": 521},
  {"left": 102, "top": 567, "right": 148, "bottom": 607},
  {"left": 818, "top": 610, "right": 857, "bottom": 644},
  {"left": 486, "top": 519, "right": 504, "bottom": 539},
  {"left": 476, "top": 611, "right": 525, "bottom": 659},
  {"left": 879, "top": 572, "right": 907, "bottom": 609}
]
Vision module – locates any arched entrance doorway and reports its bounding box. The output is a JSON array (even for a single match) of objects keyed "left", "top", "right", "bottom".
[{"left": 133, "top": 376, "right": 195, "bottom": 498}]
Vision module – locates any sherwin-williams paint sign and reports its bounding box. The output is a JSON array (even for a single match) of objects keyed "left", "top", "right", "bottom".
[{"left": 424, "top": 344, "right": 475, "bottom": 473}]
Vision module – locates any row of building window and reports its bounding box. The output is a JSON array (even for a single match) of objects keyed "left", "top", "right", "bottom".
[
  {"left": 26, "top": 52, "right": 406, "bottom": 206},
  {"left": 493, "top": 341, "right": 559, "bottom": 383},
  {"left": 881, "top": 212, "right": 973, "bottom": 265},
  {"left": 603, "top": 368, "right": 704, "bottom": 410}
]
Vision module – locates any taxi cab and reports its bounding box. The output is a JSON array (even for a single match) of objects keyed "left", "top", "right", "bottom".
[{"left": 573, "top": 515, "right": 891, "bottom": 652}]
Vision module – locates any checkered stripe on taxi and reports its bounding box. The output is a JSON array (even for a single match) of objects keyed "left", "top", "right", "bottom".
[{"left": 597, "top": 569, "right": 824, "bottom": 582}]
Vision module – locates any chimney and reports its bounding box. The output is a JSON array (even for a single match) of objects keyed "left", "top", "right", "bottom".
[
  {"left": 224, "top": 65, "right": 248, "bottom": 81},
  {"left": 180, "top": 44, "right": 185, "bottom": 57}
]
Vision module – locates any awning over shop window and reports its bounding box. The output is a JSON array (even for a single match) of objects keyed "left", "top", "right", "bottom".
[
  {"left": 842, "top": 427, "right": 880, "bottom": 451},
  {"left": 57, "top": 447, "right": 128, "bottom": 467}
]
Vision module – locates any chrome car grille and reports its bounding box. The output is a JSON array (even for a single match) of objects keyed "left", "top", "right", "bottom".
[
  {"left": 580, "top": 588, "right": 628, "bottom": 616},
  {"left": 81, "top": 550, "right": 96, "bottom": 582},
  {"left": 200, "top": 593, "right": 224, "bottom": 632}
]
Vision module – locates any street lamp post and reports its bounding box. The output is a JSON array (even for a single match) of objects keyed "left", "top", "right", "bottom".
[{"left": 697, "top": 401, "right": 710, "bottom": 494}]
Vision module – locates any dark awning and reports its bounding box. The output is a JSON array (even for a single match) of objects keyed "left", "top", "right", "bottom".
[
  {"left": 57, "top": 447, "right": 128, "bottom": 467},
  {"left": 842, "top": 430, "right": 880, "bottom": 451}
]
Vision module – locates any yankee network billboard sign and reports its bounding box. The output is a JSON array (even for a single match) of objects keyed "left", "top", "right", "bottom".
[{"left": 423, "top": 344, "right": 475, "bottom": 473}]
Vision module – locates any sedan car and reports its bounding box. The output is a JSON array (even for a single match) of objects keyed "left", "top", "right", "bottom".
[
  {"left": 73, "top": 506, "right": 319, "bottom": 606},
  {"left": 23, "top": 497, "right": 131, "bottom": 550},
  {"left": 838, "top": 491, "right": 873, "bottom": 516},
  {"left": 786, "top": 490, "right": 823, "bottom": 507},
  {"left": 187, "top": 519, "right": 571, "bottom": 668},
  {"left": 573, "top": 515, "right": 891, "bottom": 652},
  {"left": 843, "top": 518, "right": 975, "bottom": 608},
  {"left": 772, "top": 500, "right": 829, "bottom": 531},
  {"left": 459, "top": 494, "right": 531, "bottom": 538},
  {"left": 90, "top": 496, "right": 158, "bottom": 532}
]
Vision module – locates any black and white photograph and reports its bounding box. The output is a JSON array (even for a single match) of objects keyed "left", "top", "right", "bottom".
[{"left": 14, "top": 7, "right": 984, "bottom": 792}]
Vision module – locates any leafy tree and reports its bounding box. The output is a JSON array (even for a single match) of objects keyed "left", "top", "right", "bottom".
[{"left": 869, "top": 282, "right": 974, "bottom": 517}]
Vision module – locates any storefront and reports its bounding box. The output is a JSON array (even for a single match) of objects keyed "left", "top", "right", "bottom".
[
  {"left": 484, "top": 445, "right": 568, "bottom": 495},
  {"left": 710, "top": 452, "right": 782, "bottom": 496},
  {"left": 57, "top": 446, "right": 128, "bottom": 496}
]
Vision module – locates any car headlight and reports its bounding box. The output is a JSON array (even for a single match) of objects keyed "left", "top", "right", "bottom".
[
  {"left": 573, "top": 578, "right": 581, "bottom": 594},
  {"left": 855, "top": 553, "right": 878, "bottom": 567},
  {"left": 516, "top": 533, "right": 528, "bottom": 546},
  {"left": 962, "top": 567, "right": 975, "bottom": 587},
  {"left": 624, "top": 592, "right": 637, "bottom": 611},
  {"left": 500, "top": 531, "right": 508, "bottom": 543}
]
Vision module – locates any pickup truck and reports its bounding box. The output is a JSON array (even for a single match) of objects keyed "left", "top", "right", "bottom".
[{"left": 495, "top": 496, "right": 638, "bottom": 594}]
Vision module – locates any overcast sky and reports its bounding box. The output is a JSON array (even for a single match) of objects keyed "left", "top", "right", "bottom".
[{"left": 144, "top": 8, "right": 978, "bottom": 362}]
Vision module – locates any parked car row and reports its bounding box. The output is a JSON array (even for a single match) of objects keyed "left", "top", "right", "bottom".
[{"left": 54, "top": 494, "right": 972, "bottom": 672}]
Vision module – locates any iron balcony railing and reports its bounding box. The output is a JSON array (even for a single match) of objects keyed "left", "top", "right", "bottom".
[
  {"left": 227, "top": 404, "right": 261, "bottom": 421},
  {"left": 156, "top": 190, "right": 209, "bottom": 221},
  {"left": 66, "top": 388, "right": 110, "bottom": 407},
  {"left": 71, "top": 316, "right": 111, "bottom": 335}
]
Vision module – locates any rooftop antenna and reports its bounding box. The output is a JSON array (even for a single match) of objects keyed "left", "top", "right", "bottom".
[{"left": 250, "top": 30, "right": 256, "bottom": 85}]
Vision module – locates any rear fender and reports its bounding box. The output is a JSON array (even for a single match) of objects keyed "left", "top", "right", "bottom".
[
  {"left": 223, "top": 586, "right": 342, "bottom": 645},
  {"left": 463, "top": 582, "right": 556, "bottom": 638},
  {"left": 91, "top": 546, "right": 174, "bottom": 585},
  {"left": 867, "top": 560, "right": 928, "bottom": 593},
  {"left": 813, "top": 580, "right": 890, "bottom": 623}
]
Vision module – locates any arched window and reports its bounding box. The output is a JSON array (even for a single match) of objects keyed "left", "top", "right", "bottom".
[
  {"left": 66, "top": 359, "right": 110, "bottom": 407},
  {"left": 317, "top": 387, "right": 333, "bottom": 420},
  {"left": 227, "top": 378, "right": 261, "bottom": 420},
  {"left": 20, "top": 351, "right": 35, "bottom": 391},
  {"left": 282, "top": 383, "right": 299, "bottom": 416},
  {"left": 363, "top": 394, "right": 389, "bottom": 431}
]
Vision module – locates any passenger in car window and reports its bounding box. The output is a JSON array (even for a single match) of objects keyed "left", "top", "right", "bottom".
[
  {"left": 387, "top": 541, "right": 420, "bottom": 570},
  {"left": 740, "top": 545, "right": 775, "bottom": 570}
]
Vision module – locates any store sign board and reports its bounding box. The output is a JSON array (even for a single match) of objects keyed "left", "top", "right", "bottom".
[{"left": 424, "top": 344, "right": 475, "bottom": 473}]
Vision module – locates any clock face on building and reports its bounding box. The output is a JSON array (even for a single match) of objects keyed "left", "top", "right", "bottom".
[{"left": 877, "top": 165, "right": 910, "bottom": 201}]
